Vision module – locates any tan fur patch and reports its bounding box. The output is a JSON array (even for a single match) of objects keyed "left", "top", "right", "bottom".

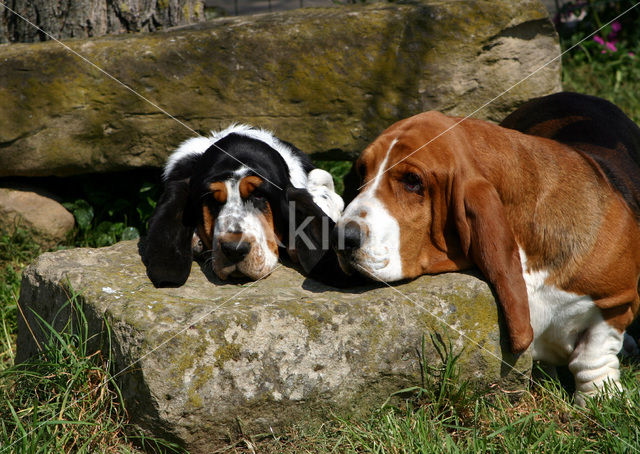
[
  {"left": 209, "top": 182, "right": 227, "bottom": 203},
  {"left": 198, "top": 205, "right": 214, "bottom": 250},
  {"left": 239, "top": 176, "right": 263, "bottom": 199},
  {"left": 259, "top": 201, "right": 279, "bottom": 256}
]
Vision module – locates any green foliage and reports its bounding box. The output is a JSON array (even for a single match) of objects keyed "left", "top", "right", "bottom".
[
  {"left": 0, "top": 285, "right": 184, "bottom": 454},
  {"left": 0, "top": 226, "right": 41, "bottom": 269},
  {"left": 559, "top": 0, "right": 640, "bottom": 123},
  {"left": 62, "top": 178, "right": 161, "bottom": 248},
  {"left": 555, "top": 0, "right": 640, "bottom": 54},
  {"left": 313, "top": 160, "right": 352, "bottom": 196}
]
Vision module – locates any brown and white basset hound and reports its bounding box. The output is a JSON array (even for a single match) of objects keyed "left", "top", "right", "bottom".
[{"left": 334, "top": 92, "right": 640, "bottom": 404}]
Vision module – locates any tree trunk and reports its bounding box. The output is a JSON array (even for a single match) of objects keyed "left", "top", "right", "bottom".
[
  {"left": 0, "top": 4, "right": 8, "bottom": 43},
  {"left": 0, "top": 0, "right": 205, "bottom": 43}
]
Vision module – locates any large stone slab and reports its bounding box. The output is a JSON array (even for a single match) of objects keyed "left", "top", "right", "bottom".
[
  {"left": 0, "top": 0, "right": 561, "bottom": 177},
  {"left": 18, "top": 240, "right": 531, "bottom": 453}
]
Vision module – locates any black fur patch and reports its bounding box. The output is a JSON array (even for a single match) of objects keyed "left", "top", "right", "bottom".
[{"left": 501, "top": 92, "right": 640, "bottom": 218}]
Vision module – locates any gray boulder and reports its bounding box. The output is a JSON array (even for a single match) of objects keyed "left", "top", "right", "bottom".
[
  {"left": 0, "top": 188, "right": 74, "bottom": 247},
  {"left": 18, "top": 240, "right": 532, "bottom": 453},
  {"left": 0, "top": 0, "right": 561, "bottom": 177}
]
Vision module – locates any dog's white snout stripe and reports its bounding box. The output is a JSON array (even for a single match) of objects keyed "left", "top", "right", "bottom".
[{"left": 339, "top": 138, "right": 403, "bottom": 281}]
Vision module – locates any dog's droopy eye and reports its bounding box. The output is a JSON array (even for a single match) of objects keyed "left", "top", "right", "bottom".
[{"left": 401, "top": 172, "right": 423, "bottom": 194}]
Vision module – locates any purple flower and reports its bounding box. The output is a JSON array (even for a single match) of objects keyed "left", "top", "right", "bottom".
[
  {"left": 630, "top": 52, "right": 636, "bottom": 57},
  {"left": 606, "top": 41, "right": 618, "bottom": 52},
  {"left": 612, "top": 21, "right": 622, "bottom": 33},
  {"left": 593, "top": 35, "right": 605, "bottom": 45}
]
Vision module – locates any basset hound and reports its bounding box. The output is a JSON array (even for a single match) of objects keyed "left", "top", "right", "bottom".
[
  {"left": 142, "top": 124, "right": 345, "bottom": 287},
  {"left": 334, "top": 92, "right": 640, "bottom": 404}
]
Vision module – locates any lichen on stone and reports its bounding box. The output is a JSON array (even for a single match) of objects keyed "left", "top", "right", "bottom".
[{"left": 214, "top": 342, "right": 242, "bottom": 368}]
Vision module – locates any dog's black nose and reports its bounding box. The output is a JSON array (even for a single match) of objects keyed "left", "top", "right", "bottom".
[
  {"left": 219, "top": 240, "right": 252, "bottom": 264},
  {"left": 332, "top": 221, "right": 362, "bottom": 252}
]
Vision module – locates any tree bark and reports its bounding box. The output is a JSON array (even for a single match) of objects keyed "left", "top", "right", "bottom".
[{"left": 0, "top": 0, "right": 205, "bottom": 43}]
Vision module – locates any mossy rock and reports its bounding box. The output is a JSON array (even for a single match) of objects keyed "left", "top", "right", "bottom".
[
  {"left": 0, "top": 0, "right": 560, "bottom": 177},
  {"left": 18, "top": 240, "right": 531, "bottom": 452}
]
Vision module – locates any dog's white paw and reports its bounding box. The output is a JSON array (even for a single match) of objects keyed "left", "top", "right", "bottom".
[{"left": 307, "top": 169, "right": 345, "bottom": 221}]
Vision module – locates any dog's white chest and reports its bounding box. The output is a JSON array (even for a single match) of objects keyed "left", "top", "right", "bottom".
[{"left": 519, "top": 250, "right": 602, "bottom": 364}]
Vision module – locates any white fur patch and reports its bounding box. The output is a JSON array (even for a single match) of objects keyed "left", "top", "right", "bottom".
[
  {"left": 369, "top": 138, "right": 398, "bottom": 192},
  {"left": 337, "top": 138, "right": 403, "bottom": 280},
  {"left": 520, "top": 249, "right": 623, "bottom": 403},
  {"left": 163, "top": 124, "right": 307, "bottom": 188},
  {"left": 342, "top": 196, "right": 403, "bottom": 281},
  {"left": 306, "top": 169, "right": 344, "bottom": 222},
  {"left": 163, "top": 136, "right": 215, "bottom": 180}
]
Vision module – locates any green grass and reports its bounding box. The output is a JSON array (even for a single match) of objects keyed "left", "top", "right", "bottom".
[
  {"left": 0, "top": 227, "right": 41, "bottom": 371},
  {"left": 562, "top": 53, "right": 640, "bottom": 124},
  {"left": 221, "top": 340, "right": 640, "bottom": 454},
  {"left": 0, "top": 229, "right": 183, "bottom": 453},
  {"left": 0, "top": 294, "right": 132, "bottom": 453}
]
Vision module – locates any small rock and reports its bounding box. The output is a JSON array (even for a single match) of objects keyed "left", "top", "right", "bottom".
[{"left": 0, "top": 188, "right": 74, "bottom": 247}]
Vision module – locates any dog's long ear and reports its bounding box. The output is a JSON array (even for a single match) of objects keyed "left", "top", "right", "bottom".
[
  {"left": 453, "top": 177, "right": 533, "bottom": 354},
  {"left": 285, "top": 187, "right": 352, "bottom": 286},
  {"left": 142, "top": 179, "right": 195, "bottom": 287}
]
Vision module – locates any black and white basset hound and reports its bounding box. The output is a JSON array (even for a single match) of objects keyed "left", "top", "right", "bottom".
[{"left": 142, "top": 124, "right": 345, "bottom": 287}]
